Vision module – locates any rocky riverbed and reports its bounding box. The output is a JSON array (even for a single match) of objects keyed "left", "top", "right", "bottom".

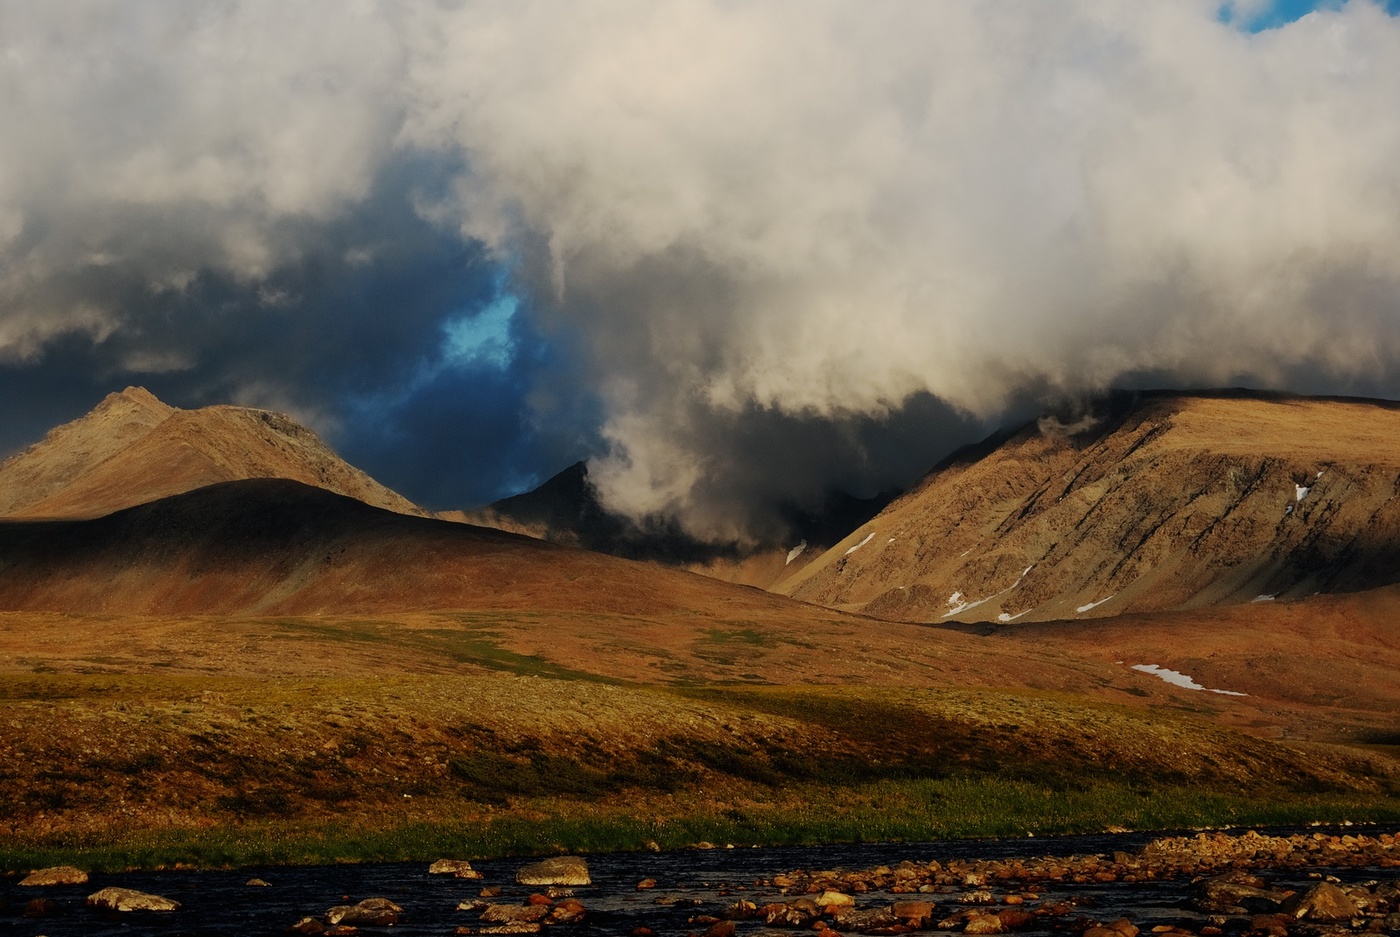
[{"left": 2, "top": 827, "right": 1398, "bottom": 936}]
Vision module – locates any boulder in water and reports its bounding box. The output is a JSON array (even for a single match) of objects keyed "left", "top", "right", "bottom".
[
  {"left": 515, "top": 856, "right": 591, "bottom": 886},
  {"left": 325, "top": 897, "right": 403, "bottom": 927},
  {"left": 87, "top": 887, "right": 181, "bottom": 912},
  {"left": 21, "top": 866, "right": 88, "bottom": 887}
]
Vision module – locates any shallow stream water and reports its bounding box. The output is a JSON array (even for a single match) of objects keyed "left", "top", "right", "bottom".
[{"left": 3, "top": 826, "right": 1397, "bottom": 937}]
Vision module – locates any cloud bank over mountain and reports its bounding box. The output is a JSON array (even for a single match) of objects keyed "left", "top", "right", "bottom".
[{"left": 3, "top": 1, "right": 1400, "bottom": 536}]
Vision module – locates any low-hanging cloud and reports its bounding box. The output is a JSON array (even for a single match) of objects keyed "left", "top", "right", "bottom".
[{"left": 4, "top": 1, "right": 1400, "bottom": 537}]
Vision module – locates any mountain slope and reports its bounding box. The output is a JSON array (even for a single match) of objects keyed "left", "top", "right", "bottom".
[
  {"left": 0, "top": 387, "right": 422, "bottom": 518},
  {"left": 779, "top": 391, "right": 1400, "bottom": 622},
  {"left": 0, "top": 477, "right": 907, "bottom": 638}
]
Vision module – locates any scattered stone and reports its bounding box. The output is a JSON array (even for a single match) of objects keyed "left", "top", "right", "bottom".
[
  {"left": 1285, "top": 882, "right": 1359, "bottom": 922},
  {"left": 516, "top": 856, "right": 591, "bottom": 887},
  {"left": 477, "top": 924, "right": 542, "bottom": 935},
  {"left": 637, "top": 878, "right": 658, "bottom": 890},
  {"left": 702, "top": 921, "right": 736, "bottom": 937},
  {"left": 21, "top": 866, "right": 88, "bottom": 887},
  {"left": 546, "top": 886, "right": 574, "bottom": 899},
  {"left": 86, "top": 887, "right": 181, "bottom": 912},
  {"left": 21, "top": 897, "right": 61, "bottom": 917},
  {"left": 526, "top": 893, "right": 553, "bottom": 906},
  {"left": 324, "top": 926, "right": 360, "bottom": 936},
  {"left": 480, "top": 886, "right": 503, "bottom": 898},
  {"left": 246, "top": 878, "right": 272, "bottom": 887},
  {"left": 957, "top": 889, "right": 996, "bottom": 905},
  {"left": 325, "top": 897, "right": 403, "bottom": 927},
  {"left": 289, "top": 917, "right": 326, "bottom": 935},
  {"left": 430, "top": 859, "right": 484, "bottom": 879}
]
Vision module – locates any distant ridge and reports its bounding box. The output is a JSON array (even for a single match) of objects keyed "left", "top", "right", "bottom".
[
  {"left": 0, "top": 387, "right": 423, "bottom": 519},
  {"left": 459, "top": 460, "right": 893, "bottom": 589},
  {"left": 779, "top": 390, "right": 1400, "bottom": 621}
]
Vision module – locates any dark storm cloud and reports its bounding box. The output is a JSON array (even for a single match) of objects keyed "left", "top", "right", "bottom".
[{"left": 6, "top": 2, "right": 1400, "bottom": 537}]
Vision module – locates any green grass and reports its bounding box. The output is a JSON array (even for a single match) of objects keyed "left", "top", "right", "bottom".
[{"left": 3, "top": 777, "right": 1398, "bottom": 873}]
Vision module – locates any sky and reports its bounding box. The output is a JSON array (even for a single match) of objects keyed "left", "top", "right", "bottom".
[{"left": 4, "top": 0, "right": 1400, "bottom": 542}]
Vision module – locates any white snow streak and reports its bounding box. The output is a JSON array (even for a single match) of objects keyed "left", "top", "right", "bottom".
[
  {"left": 844, "top": 531, "right": 876, "bottom": 556},
  {"left": 1131, "top": 664, "right": 1248, "bottom": 697},
  {"left": 785, "top": 540, "right": 807, "bottom": 565},
  {"left": 1076, "top": 595, "right": 1115, "bottom": 613}
]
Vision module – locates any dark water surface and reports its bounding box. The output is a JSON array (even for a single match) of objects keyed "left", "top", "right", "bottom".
[{"left": 3, "top": 826, "right": 1397, "bottom": 937}]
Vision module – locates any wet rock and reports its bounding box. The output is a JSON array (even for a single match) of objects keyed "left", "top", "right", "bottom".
[
  {"left": 289, "top": 917, "right": 326, "bottom": 935},
  {"left": 246, "top": 878, "right": 272, "bottom": 887},
  {"left": 996, "top": 909, "right": 1034, "bottom": 929},
  {"left": 21, "top": 897, "right": 62, "bottom": 918},
  {"left": 1192, "top": 872, "right": 1288, "bottom": 914},
  {"left": 1250, "top": 912, "right": 1291, "bottom": 936},
  {"left": 87, "top": 887, "right": 181, "bottom": 912},
  {"left": 1285, "top": 883, "right": 1359, "bottom": 922},
  {"left": 480, "top": 886, "right": 503, "bottom": 898},
  {"left": 549, "top": 897, "right": 587, "bottom": 924},
  {"left": 324, "top": 926, "right": 360, "bottom": 937},
  {"left": 526, "top": 893, "right": 553, "bottom": 906},
  {"left": 892, "top": 900, "right": 936, "bottom": 924},
  {"left": 957, "top": 889, "right": 996, "bottom": 905},
  {"left": 637, "top": 878, "right": 658, "bottom": 890},
  {"left": 964, "top": 911, "right": 1004, "bottom": 934},
  {"left": 21, "top": 866, "right": 88, "bottom": 887},
  {"left": 516, "top": 856, "right": 591, "bottom": 887},
  {"left": 482, "top": 904, "right": 551, "bottom": 924},
  {"left": 766, "top": 899, "right": 820, "bottom": 928},
  {"left": 326, "top": 897, "right": 403, "bottom": 927},
  {"left": 477, "top": 925, "right": 542, "bottom": 935},
  {"left": 702, "top": 921, "right": 737, "bottom": 937},
  {"left": 819, "top": 891, "right": 856, "bottom": 910},
  {"left": 836, "top": 906, "right": 900, "bottom": 933},
  {"left": 431, "top": 858, "right": 484, "bottom": 879},
  {"left": 721, "top": 899, "right": 759, "bottom": 920},
  {"left": 546, "top": 887, "right": 574, "bottom": 899}
]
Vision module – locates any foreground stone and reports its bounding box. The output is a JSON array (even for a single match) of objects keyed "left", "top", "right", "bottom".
[
  {"left": 87, "top": 886, "right": 181, "bottom": 912},
  {"left": 516, "top": 856, "right": 591, "bottom": 886},
  {"left": 325, "top": 897, "right": 403, "bottom": 927},
  {"left": 431, "top": 858, "right": 485, "bottom": 879},
  {"left": 1285, "top": 882, "right": 1360, "bottom": 922},
  {"left": 20, "top": 866, "right": 88, "bottom": 886}
]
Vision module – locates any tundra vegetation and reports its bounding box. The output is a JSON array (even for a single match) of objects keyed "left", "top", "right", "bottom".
[{"left": 2, "top": 655, "right": 1398, "bottom": 872}]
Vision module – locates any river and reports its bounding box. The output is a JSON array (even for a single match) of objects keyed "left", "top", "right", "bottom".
[{"left": 3, "top": 826, "right": 1396, "bottom": 936}]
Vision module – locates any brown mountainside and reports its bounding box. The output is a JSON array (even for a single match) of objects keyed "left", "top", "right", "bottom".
[
  {"left": 0, "top": 478, "right": 825, "bottom": 620},
  {"left": 0, "top": 386, "right": 422, "bottom": 519},
  {"left": 779, "top": 391, "right": 1400, "bottom": 622}
]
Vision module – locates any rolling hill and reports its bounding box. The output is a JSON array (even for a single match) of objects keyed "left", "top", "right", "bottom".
[{"left": 779, "top": 390, "right": 1400, "bottom": 623}]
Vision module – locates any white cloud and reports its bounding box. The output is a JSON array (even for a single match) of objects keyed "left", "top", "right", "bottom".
[{"left": 4, "top": 1, "right": 1400, "bottom": 534}]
